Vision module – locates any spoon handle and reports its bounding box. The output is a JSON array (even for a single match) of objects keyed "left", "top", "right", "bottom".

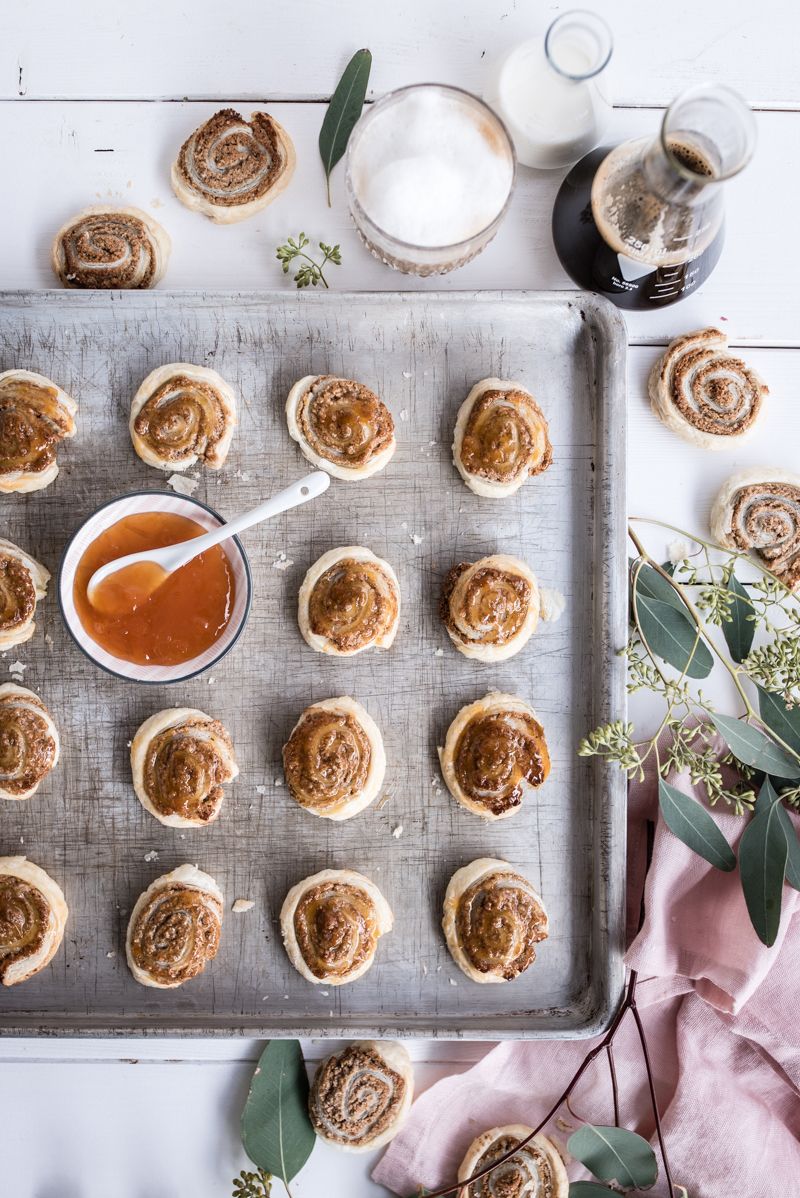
[{"left": 173, "top": 470, "right": 330, "bottom": 565}]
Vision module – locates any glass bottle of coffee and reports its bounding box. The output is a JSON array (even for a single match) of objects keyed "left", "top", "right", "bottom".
[{"left": 551, "top": 83, "right": 756, "bottom": 309}]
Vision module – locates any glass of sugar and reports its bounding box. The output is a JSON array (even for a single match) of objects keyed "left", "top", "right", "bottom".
[{"left": 345, "top": 84, "right": 516, "bottom": 276}]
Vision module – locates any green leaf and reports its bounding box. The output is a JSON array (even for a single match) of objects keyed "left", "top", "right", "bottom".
[
  {"left": 711, "top": 714, "right": 800, "bottom": 775},
  {"left": 241, "top": 1041, "right": 316, "bottom": 1184},
  {"left": 739, "top": 786, "right": 788, "bottom": 946},
  {"left": 757, "top": 685, "right": 800, "bottom": 759},
  {"left": 569, "top": 1185, "right": 621, "bottom": 1197},
  {"left": 633, "top": 579, "right": 713, "bottom": 679},
  {"left": 630, "top": 560, "right": 685, "bottom": 613},
  {"left": 319, "top": 48, "right": 372, "bottom": 205},
  {"left": 722, "top": 573, "right": 755, "bottom": 663},
  {"left": 760, "top": 778, "right": 800, "bottom": 891},
  {"left": 567, "top": 1125, "right": 658, "bottom": 1190},
  {"left": 658, "top": 779, "right": 736, "bottom": 871}
]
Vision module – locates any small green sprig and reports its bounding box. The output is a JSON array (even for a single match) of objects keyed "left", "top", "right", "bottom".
[
  {"left": 275, "top": 233, "right": 342, "bottom": 289},
  {"left": 232, "top": 1168, "right": 272, "bottom": 1198}
]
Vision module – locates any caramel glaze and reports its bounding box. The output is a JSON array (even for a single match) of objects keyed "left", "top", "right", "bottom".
[
  {"left": 0, "top": 692, "right": 57, "bottom": 796},
  {"left": 294, "top": 882, "right": 378, "bottom": 980},
  {"left": 460, "top": 388, "right": 552, "bottom": 484},
  {"left": 310, "top": 1044, "right": 405, "bottom": 1145},
  {"left": 143, "top": 718, "right": 235, "bottom": 821},
  {"left": 308, "top": 558, "right": 398, "bottom": 653},
  {"left": 283, "top": 709, "right": 371, "bottom": 811},
  {"left": 0, "top": 554, "right": 36, "bottom": 634},
  {"left": 298, "top": 377, "right": 394, "bottom": 469},
  {"left": 0, "top": 377, "right": 73, "bottom": 479},
  {"left": 130, "top": 882, "right": 222, "bottom": 984},
  {"left": 132, "top": 376, "right": 228, "bottom": 465},
  {"left": 0, "top": 876, "right": 48, "bottom": 982},
  {"left": 441, "top": 563, "right": 531, "bottom": 646},
  {"left": 456, "top": 871, "right": 548, "bottom": 980},
  {"left": 454, "top": 710, "right": 550, "bottom": 816}
]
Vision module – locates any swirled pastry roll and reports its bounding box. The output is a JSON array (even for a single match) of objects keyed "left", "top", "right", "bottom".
[
  {"left": 443, "top": 859, "right": 548, "bottom": 983},
  {"left": 131, "top": 708, "right": 238, "bottom": 828},
  {"left": 0, "top": 539, "right": 49, "bottom": 650},
  {"left": 441, "top": 554, "right": 542, "bottom": 662},
  {"left": 172, "top": 108, "right": 296, "bottom": 223},
  {"left": 310, "top": 1041, "right": 413, "bottom": 1153},
  {"left": 458, "top": 1125, "right": 568, "bottom": 1198},
  {"left": 453, "top": 378, "right": 552, "bottom": 498},
  {"left": 51, "top": 205, "right": 171, "bottom": 289},
  {"left": 0, "top": 857, "right": 68, "bottom": 986},
  {"left": 126, "top": 864, "right": 223, "bottom": 988},
  {"left": 282, "top": 697, "right": 385, "bottom": 821},
  {"left": 286, "top": 376, "right": 396, "bottom": 480},
  {"left": 439, "top": 694, "right": 550, "bottom": 821},
  {"left": 130, "top": 363, "right": 237, "bottom": 471},
  {"left": 298, "top": 547, "right": 401, "bottom": 656},
  {"left": 0, "top": 684, "right": 60, "bottom": 802},
  {"left": 0, "top": 369, "right": 77, "bottom": 494},
  {"left": 648, "top": 329, "right": 767, "bottom": 449},
  {"left": 710, "top": 467, "right": 800, "bottom": 589},
  {"left": 280, "top": 868, "right": 393, "bottom": 986}
]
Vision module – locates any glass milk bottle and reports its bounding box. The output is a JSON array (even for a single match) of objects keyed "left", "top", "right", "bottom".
[{"left": 484, "top": 10, "right": 613, "bottom": 170}]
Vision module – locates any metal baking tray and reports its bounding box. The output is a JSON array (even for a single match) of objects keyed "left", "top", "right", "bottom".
[{"left": 0, "top": 289, "right": 626, "bottom": 1038}]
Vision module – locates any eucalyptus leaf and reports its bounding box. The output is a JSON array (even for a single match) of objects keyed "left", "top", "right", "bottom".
[
  {"left": 630, "top": 561, "right": 685, "bottom": 613},
  {"left": 757, "top": 685, "right": 800, "bottom": 759},
  {"left": 658, "top": 779, "right": 736, "bottom": 871},
  {"left": 739, "top": 789, "right": 788, "bottom": 946},
  {"left": 241, "top": 1040, "right": 315, "bottom": 1183},
  {"left": 569, "top": 1185, "right": 621, "bottom": 1197},
  {"left": 711, "top": 714, "right": 800, "bottom": 776},
  {"left": 319, "top": 48, "right": 372, "bottom": 205},
  {"left": 633, "top": 584, "right": 713, "bottom": 679},
  {"left": 567, "top": 1125, "right": 658, "bottom": 1191},
  {"left": 722, "top": 573, "right": 755, "bottom": 663},
  {"left": 761, "top": 778, "right": 800, "bottom": 891}
]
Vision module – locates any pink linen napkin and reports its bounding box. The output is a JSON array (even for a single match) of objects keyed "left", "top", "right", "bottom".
[{"left": 373, "top": 751, "right": 800, "bottom": 1198}]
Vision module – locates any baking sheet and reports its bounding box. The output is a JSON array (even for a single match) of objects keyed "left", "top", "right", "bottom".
[{"left": 0, "top": 289, "right": 626, "bottom": 1037}]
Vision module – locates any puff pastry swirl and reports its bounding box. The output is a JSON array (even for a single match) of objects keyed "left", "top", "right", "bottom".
[
  {"left": 286, "top": 375, "right": 396, "bottom": 480},
  {"left": 0, "top": 538, "right": 49, "bottom": 650},
  {"left": 298, "top": 547, "right": 401, "bottom": 656},
  {"left": 443, "top": 859, "right": 548, "bottom": 983},
  {"left": 457, "top": 1125, "right": 568, "bottom": 1198},
  {"left": 131, "top": 708, "right": 238, "bottom": 827},
  {"left": 441, "top": 554, "right": 542, "bottom": 662},
  {"left": 51, "top": 205, "right": 171, "bottom": 289},
  {"left": 130, "top": 363, "right": 237, "bottom": 471},
  {"left": 0, "top": 857, "right": 68, "bottom": 987},
  {"left": 710, "top": 467, "right": 800, "bottom": 589},
  {"left": 126, "top": 864, "right": 223, "bottom": 988},
  {"left": 0, "top": 683, "right": 60, "bottom": 801},
  {"left": 453, "top": 378, "right": 552, "bottom": 498},
  {"left": 281, "top": 868, "right": 393, "bottom": 986},
  {"left": 283, "top": 697, "right": 385, "bottom": 821},
  {"left": 310, "top": 1041, "right": 413, "bottom": 1153},
  {"left": 0, "top": 369, "right": 77, "bottom": 494}
]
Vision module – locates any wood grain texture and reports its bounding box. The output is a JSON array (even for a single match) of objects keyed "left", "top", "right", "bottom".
[{"left": 0, "top": 288, "right": 626, "bottom": 1037}]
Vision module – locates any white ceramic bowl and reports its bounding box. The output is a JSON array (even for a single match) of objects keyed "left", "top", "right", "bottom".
[{"left": 58, "top": 491, "right": 252, "bottom": 684}]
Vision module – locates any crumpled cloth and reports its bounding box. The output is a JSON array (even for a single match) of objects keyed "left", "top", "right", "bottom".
[{"left": 373, "top": 749, "right": 800, "bottom": 1198}]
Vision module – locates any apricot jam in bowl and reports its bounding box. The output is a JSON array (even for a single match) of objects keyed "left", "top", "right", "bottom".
[{"left": 58, "top": 492, "right": 252, "bottom": 683}]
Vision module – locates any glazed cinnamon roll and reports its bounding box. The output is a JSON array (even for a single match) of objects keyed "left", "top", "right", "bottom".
[
  {"left": 443, "top": 859, "right": 548, "bottom": 983},
  {"left": 710, "top": 467, "right": 800, "bottom": 589},
  {"left": 286, "top": 375, "right": 396, "bottom": 480},
  {"left": 441, "top": 554, "right": 542, "bottom": 662},
  {"left": 0, "top": 539, "right": 49, "bottom": 650},
  {"left": 280, "top": 868, "right": 393, "bottom": 986},
  {"left": 457, "top": 1126, "right": 568, "bottom": 1198},
  {"left": 453, "top": 378, "right": 552, "bottom": 498},
  {"left": 126, "top": 864, "right": 223, "bottom": 988},
  {"left": 310, "top": 1041, "right": 413, "bottom": 1152},
  {"left": 648, "top": 329, "right": 767, "bottom": 449},
  {"left": 171, "top": 108, "right": 296, "bottom": 223},
  {"left": 439, "top": 694, "right": 550, "bottom": 821},
  {"left": 0, "top": 369, "right": 77, "bottom": 494},
  {"left": 130, "top": 363, "right": 237, "bottom": 471},
  {"left": 298, "top": 547, "right": 401, "bottom": 656},
  {"left": 282, "top": 697, "right": 385, "bottom": 821},
  {"left": 0, "top": 684, "right": 60, "bottom": 802},
  {"left": 0, "top": 857, "right": 68, "bottom": 986},
  {"left": 51, "top": 205, "right": 171, "bottom": 289},
  {"left": 131, "top": 708, "right": 238, "bottom": 828}
]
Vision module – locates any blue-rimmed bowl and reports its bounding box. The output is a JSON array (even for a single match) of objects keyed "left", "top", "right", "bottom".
[{"left": 58, "top": 490, "right": 252, "bottom": 684}]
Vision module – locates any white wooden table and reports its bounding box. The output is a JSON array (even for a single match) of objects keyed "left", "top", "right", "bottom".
[{"left": 1, "top": 2, "right": 798, "bottom": 1194}]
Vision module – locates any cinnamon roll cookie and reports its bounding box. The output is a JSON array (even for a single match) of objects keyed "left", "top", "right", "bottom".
[
  {"left": 310, "top": 1041, "right": 413, "bottom": 1152},
  {"left": 298, "top": 547, "right": 401, "bottom": 656},
  {"left": 439, "top": 694, "right": 550, "bottom": 821},
  {"left": 286, "top": 375, "right": 396, "bottom": 480},
  {"left": 282, "top": 697, "right": 385, "bottom": 821},
  {"left": 453, "top": 378, "right": 552, "bottom": 498},
  {"left": 458, "top": 1126, "right": 568, "bottom": 1198},
  {"left": 443, "top": 859, "right": 548, "bottom": 983},
  {"left": 131, "top": 709, "right": 238, "bottom": 828},
  {"left": 0, "top": 857, "right": 68, "bottom": 986},
  {"left": 172, "top": 108, "right": 296, "bottom": 223},
  {"left": 126, "top": 864, "right": 223, "bottom": 988},
  {"left": 711, "top": 467, "right": 800, "bottom": 589},
  {"left": 0, "top": 684, "right": 60, "bottom": 801},
  {"left": 648, "top": 329, "right": 768, "bottom": 449},
  {"left": 440, "top": 554, "right": 545, "bottom": 662},
  {"left": 0, "top": 539, "right": 49, "bottom": 650},
  {"left": 0, "top": 369, "right": 77, "bottom": 494},
  {"left": 280, "top": 868, "right": 393, "bottom": 986},
  {"left": 130, "top": 363, "right": 237, "bottom": 472},
  {"left": 51, "top": 206, "right": 171, "bottom": 289}
]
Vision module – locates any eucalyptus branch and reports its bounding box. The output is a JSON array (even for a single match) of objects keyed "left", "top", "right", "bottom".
[{"left": 275, "top": 232, "right": 342, "bottom": 288}]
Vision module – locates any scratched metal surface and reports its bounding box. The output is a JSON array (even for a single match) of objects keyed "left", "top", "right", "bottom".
[{"left": 0, "top": 289, "right": 626, "bottom": 1038}]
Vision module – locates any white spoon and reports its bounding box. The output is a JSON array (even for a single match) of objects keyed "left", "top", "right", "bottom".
[{"left": 87, "top": 470, "right": 330, "bottom": 613}]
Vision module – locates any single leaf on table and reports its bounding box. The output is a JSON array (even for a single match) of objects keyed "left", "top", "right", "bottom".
[
  {"left": 722, "top": 572, "right": 755, "bottom": 663},
  {"left": 319, "top": 48, "right": 372, "bottom": 205},
  {"left": 569, "top": 1184, "right": 622, "bottom": 1197},
  {"left": 241, "top": 1040, "right": 316, "bottom": 1184},
  {"left": 757, "top": 685, "right": 800, "bottom": 758},
  {"left": 658, "top": 779, "right": 736, "bottom": 871},
  {"left": 739, "top": 786, "right": 788, "bottom": 946},
  {"left": 761, "top": 777, "right": 800, "bottom": 891},
  {"left": 633, "top": 576, "right": 713, "bottom": 679},
  {"left": 711, "top": 714, "right": 800, "bottom": 776},
  {"left": 567, "top": 1125, "right": 658, "bottom": 1191},
  {"left": 630, "top": 560, "right": 686, "bottom": 613}
]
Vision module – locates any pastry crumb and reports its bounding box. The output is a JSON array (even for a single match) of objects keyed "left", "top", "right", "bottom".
[
  {"left": 44, "top": 633, "right": 53, "bottom": 646},
  {"left": 422, "top": 963, "right": 428, "bottom": 976},
  {"left": 144, "top": 850, "right": 159, "bottom": 863},
  {"left": 168, "top": 473, "right": 198, "bottom": 497},
  {"left": 232, "top": 898, "right": 255, "bottom": 914},
  {"left": 433, "top": 647, "right": 444, "bottom": 657},
  {"left": 399, "top": 409, "right": 409, "bottom": 421},
  {"left": 402, "top": 371, "right": 412, "bottom": 380},
  {"left": 667, "top": 538, "right": 694, "bottom": 564},
  {"left": 207, "top": 676, "right": 215, "bottom": 685},
  {"left": 256, "top": 784, "right": 268, "bottom": 795},
  {"left": 409, "top": 532, "right": 423, "bottom": 545},
  {"left": 539, "top": 586, "right": 566, "bottom": 623},
  {"left": 449, "top": 978, "right": 458, "bottom": 986},
  {"left": 392, "top": 824, "right": 404, "bottom": 839},
  {"left": 106, "top": 951, "right": 116, "bottom": 959},
  {"left": 272, "top": 552, "right": 293, "bottom": 571},
  {"left": 273, "top": 778, "right": 283, "bottom": 787}
]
